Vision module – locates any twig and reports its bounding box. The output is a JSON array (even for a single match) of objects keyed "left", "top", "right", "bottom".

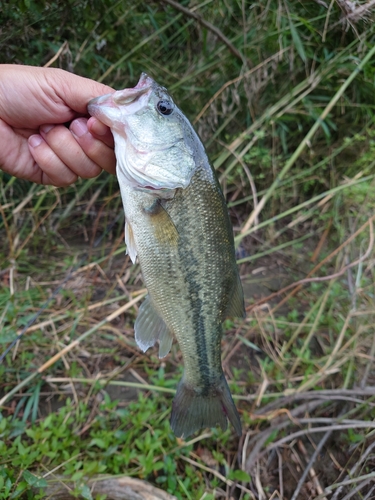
[
  {"left": 39, "top": 293, "right": 145, "bottom": 373},
  {"left": 289, "top": 282, "right": 333, "bottom": 377},
  {"left": 41, "top": 454, "right": 82, "bottom": 479},
  {"left": 0, "top": 292, "right": 146, "bottom": 408},
  {"left": 246, "top": 214, "right": 375, "bottom": 313},
  {"left": 180, "top": 455, "right": 255, "bottom": 497},
  {"left": 245, "top": 400, "right": 324, "bottom": 471},
  {"left": 15, "top": 195, "right": 59, "bottom": 257},
  {"left": 260, "top": 421, "right": 375, "bottom": 460},
  {"left": 217, "top": 40, "right": 360, "bottom": 179},
  {"left": 235, "top": 174, "right": 372, "bottom": 245},
  {"left": 40, "top": 475, "right": 177, "bottom": 500},
  {"left": 194, "top": 49, "right": 287, "bottom": 123},
  {"left": 360, "top": 327, "right": 375, "bottom": 388},
  {"left": 0, "top": 201, "right": 13, "bottom": 253},
  {"left": 0, "top": 258, "right": 86, "bottom": 364},
  {"left": 157, "top": 0, "right": 245, "bottom": 63},
  {"left": 291, "top": 432, "right": 331, "bottom": 500},
  {"left": 341, "top": 0, "right": 375, "bottom": 23},
  {"left": 254, "top": 388, "right": 375, "bottom": 415},
  {"left": 238, "top": 42, "right": 375, "bottom": 236},
  {"left": 322, "top": 0, "right": 335, "bottom": 42},
  {"left": 254, "top": 460, "right": 266, "bottom": 500},
  {"left": 218, "top": 139, "right": 259, "bottom": 226},
  {"left": 362, "top": 485, "right": 375, "bottom": 500},
  {"left": 277, "top": 449, "right": 284, "bottom": 500},
  {"left": 98, "top": 15, "right": 182, "bottom": 82},
  {"left": 311, "top": 219, "right": 332, "bottom": 262},
  {"left": 340, "top": 479, "right": 375, "bottom": 500},
  {"left": 331, "top": 440, "right": 375, "bottom": 500},
  {"left": 44, "top": 40, "right": 69, "bottom": 68},
  {"left": 12, "top": 289, "right": 137, "bottom": 338},
  {"left": 325, "top": 472, "right": 375, "bottom": 495}
]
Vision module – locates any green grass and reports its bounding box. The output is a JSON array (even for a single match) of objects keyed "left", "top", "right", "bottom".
[{"left": 2, "top": 0, "right": 375, "bottom": 498}]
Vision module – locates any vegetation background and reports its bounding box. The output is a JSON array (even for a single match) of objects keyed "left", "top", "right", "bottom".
[{"left": 1, "top": 0, "right": 375, "bottom": 498}]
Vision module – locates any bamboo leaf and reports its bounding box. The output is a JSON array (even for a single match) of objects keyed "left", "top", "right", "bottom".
[{"left": 289, "top": 17, "right": 307, "bottom": 62}]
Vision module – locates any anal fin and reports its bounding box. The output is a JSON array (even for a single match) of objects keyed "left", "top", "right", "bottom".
[{"left": 134, "top": 295, "right": 173, "bottom": 358}]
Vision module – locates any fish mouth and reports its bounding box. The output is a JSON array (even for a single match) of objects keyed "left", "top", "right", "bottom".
[
  {"left": 87, "top": 94, "right": 115, "bottom": 126},
  {"left": 112, "top": 80, "right": 152, "bottom": 107},
  {"left": 88, "top": 73, "right": 154, "bottom": 125},
  {"left": 134, "top": 72, "right": 154, "bottom": 89}
]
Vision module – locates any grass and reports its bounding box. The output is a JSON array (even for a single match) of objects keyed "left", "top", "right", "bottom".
[{"left": 1, "top": 0, "right": 375, "bottom": 498}]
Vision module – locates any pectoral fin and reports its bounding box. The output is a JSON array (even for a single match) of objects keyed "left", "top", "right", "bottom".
[
  {"left": 125, "top": 220, "right": 137, "bottom": 263},
  {"left": 135, "top": 295, "right": 173, "bottom": 358},
  {"left": 143, "top": 199, "right": 179, "bottom": 247}
]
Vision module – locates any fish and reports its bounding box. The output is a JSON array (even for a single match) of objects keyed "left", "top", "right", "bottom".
[{"left": 88, "top": 74, "right": 244, "bottom": 438}]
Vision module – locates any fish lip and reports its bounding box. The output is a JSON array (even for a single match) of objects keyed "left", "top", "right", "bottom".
[
  {"left": 135, "top": 72, "right": 154, "bottom": 89},
  {"left": 112, "top": 85, "right": 151, "bottom": 107},
  {"left": 87, "top": 73, "right": 156, "bottom": 124},
  {"left": 88, "top": 92, "right": 114, "bottom": 108},
  {"left": 87, "top": 93, "right": 115, "bottom": 124},
  {"left": 88, "top": 73, "right": 154, "bottom": 109}
]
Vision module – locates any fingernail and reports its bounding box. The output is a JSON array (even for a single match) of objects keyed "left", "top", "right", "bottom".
[
  {"left": 29, "top": 135, "right": 43, "bottom": 148},
  {"left": 71, "top": 118, "right": 88, "bottom": 138},
  {"left": 40, "top": 124, "right": 54, "bottom": 134}
]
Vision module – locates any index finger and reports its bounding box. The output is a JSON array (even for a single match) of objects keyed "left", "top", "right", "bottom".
[{"left": 69, "top": 118, "right": 116, "bottom": 175}]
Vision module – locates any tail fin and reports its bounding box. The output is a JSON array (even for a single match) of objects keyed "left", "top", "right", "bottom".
[{"left": 170, "top": 375, "right": 242, "bottom": 438}]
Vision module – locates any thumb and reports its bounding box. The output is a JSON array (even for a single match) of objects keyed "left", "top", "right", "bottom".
[{"left": 49, "top": 69, "right": 115, "bottom": 114}]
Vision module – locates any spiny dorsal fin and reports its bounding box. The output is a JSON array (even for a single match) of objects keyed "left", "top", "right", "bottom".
[
  {"left": 135, "top": 295, "right": 173, "bottom": 358},
  {"left": 226, "top": 273, "right": 245, "bottom": 319}
]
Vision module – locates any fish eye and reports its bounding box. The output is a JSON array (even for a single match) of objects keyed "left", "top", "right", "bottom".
[{"left": 157, "top": 100, "right": 174, "bottom": 116}]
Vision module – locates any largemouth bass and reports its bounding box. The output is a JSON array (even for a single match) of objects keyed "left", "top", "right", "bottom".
[{"left": 88, "top": 74, "right": 244, "bottom": 438}]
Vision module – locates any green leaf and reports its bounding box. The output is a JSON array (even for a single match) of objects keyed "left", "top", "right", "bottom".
[
  {"left": 31, "top": 383, "right": 42, "bottom": 423},
  {"left": 289, "top": 18, "right": 306, "bottom": 62},
  {"left": 22, "top": 471, "right": 38, "bottom": 485},
  {"left": 77, "top": 484, "right": 93, "bottom": 500},
  {"left": 11, "top": 481, "right": 28, "bottom": 499},
  {"left": 238, "top": 335, "right": 262, "bottom": 352},
  {"left": 89, "top": 438, "right": 107, "bottom": 449},
  {"left": 71, "top": 471, "right": 84, "bottom": 481},
  {"left": 22, "top": 470, "right": 47, "bottom": 488},
  {"left": 229, "top": 469, "right": 251, "bottom": 482}
]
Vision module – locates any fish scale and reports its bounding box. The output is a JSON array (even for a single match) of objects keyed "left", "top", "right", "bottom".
[{"left": 88, "top": 73, "right": 245, "bottom": 438}]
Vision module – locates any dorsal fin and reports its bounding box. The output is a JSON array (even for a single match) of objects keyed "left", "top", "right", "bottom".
[{"left": 226, "top": 274, "right": 245, "bottom": 319}]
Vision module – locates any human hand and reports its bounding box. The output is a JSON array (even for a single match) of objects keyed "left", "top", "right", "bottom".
[{"left": 0, "top": 64, "right": 116, "bottom": 186}]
